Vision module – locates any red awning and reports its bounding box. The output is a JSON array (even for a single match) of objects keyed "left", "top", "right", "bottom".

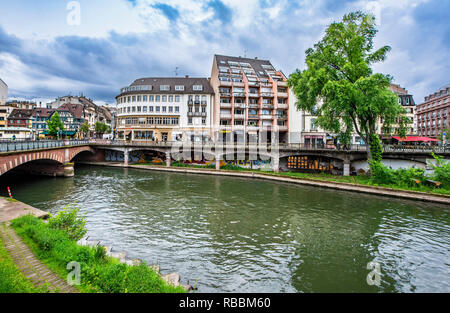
[{"left": 392, "top": 136, "right": 440, "bottom": 142}]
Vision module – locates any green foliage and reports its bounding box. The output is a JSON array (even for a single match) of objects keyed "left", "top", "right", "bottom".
[
  {"left": 11, "top": 215, "right": 186, "bottom": 294},
  {"left": 288, "top": 11, "right": 409, "bottom": 161},
  {"left": 429, "top": 153, "right": 450, "bottom": 188},
  {"left": 95, "top": 122, "right": 111, "bottom": 135},
  {"left": 47, "top": 112, "right": 65, "bottom": 136},
  {"left": 48, "top": 206, "right": 87, "bottom": 241},
  {"left": 79, "top": 121, "right": 90, "bottom": 136},
  {"left": 369, "top": 161, "right": 396, "bottom": 185},
  {"left": 369, "top": 134, "right": 383, "bottom": 162}
]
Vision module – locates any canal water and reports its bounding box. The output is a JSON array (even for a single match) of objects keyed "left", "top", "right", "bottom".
[{"left": 1, "top": 165, "right": 449, "bottom": 293}]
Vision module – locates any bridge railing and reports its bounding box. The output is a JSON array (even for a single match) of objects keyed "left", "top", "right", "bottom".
[{"left": 0, "top": 140, "right": 90, "bottom": 153}]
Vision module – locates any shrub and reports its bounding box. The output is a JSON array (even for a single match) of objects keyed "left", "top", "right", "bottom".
[
  {"left": 369, "top": 160, "right": 395, "bottom": 185},
  {"left": 48, "top": 206, "right": 87, "bottom": 241},
  {"left": 393, "top": 167, "right": 426, "bottom": 187},
  {"left": 429, "top": 153, "right": 450, "bottom": 188}
]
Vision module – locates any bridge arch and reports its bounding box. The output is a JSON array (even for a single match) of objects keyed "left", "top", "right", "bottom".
[{"left": 0, "top": 151, "right": 66, "bottom": 177}]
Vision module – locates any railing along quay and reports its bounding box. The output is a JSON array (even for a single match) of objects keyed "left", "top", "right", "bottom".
[
  {"left": 88, "top": 140, "right": 450, "bottom": 153},
  {"left": 0, "top": 140, "right": 90, "bottom": 153},
  {"left": 1, "top": 139, "right": 449, "bottom": 154}
]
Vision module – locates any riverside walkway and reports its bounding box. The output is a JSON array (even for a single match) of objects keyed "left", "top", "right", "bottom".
[
  {"left": 0, "top": 197, "right": 77, "bottom": 293},
  {"left": 0, "top": 225, "right": 79, "bottom": 293}
]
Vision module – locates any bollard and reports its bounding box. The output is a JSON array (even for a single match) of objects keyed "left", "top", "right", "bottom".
[{"left": 7, "top": 186, "right": 12, "bottom": 198}]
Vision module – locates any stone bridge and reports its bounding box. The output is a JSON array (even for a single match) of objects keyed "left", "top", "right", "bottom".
[
  {"left": 0, "top": 141, "right": 96, "bottom": 177},
  {"left": 1, "top": 140, "right": 449, "bottom": 177}
]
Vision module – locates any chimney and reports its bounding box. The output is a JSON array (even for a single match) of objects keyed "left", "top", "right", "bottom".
[
  {"left": 255, "top": 57, "right": 258, "bottom": 60},
  {"left": 185, "top": 75, "right": 189, "bottom": 78}
]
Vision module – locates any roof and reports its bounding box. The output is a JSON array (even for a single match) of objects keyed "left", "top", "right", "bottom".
[
  {"left": 214, "top": 54, "right": 284, "bottom": 79},
  {"left": 0, "top": 78, "right": 7, "bottom": 87},
  {"left": 8, "top": 109, "right": 33, "bottom": 119},
  {"left": 393, "top": 136, "right": 440, "bottom": 142},
  {"left": 33, "top": 108, "right": 54, "bottom": 118},
  {"left": 118, "top": 77, "right": 214, "bottom": 97},
  {"left": 58, "top": 103, "right": 84, "bottom": 119}
]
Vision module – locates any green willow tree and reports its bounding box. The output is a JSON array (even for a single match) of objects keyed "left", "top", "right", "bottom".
[
  {"left": 288, "top": 11, "right": 409, "bottom": 161},
  {"left": 47, "top": 112, "right": 65, "bottom": 137}
]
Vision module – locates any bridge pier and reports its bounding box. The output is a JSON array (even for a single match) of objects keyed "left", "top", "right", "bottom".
[
  {"left": 272, "top": 156, "right": 280, "bottom": 173},
  {"left": 215, "top": 157, "right": 221, "bottom": 170},
  {"left": 343, "top": 162, "right": 350, "bottom": 177},
  {"left": 63, "top": 163, "right": 74, "bottom": 177},
  {"left": 124, "top": 149, "right": 129, "bottom": 166},
  {"left": 166, "top": 152, "right": 171, "bottom": 168}
]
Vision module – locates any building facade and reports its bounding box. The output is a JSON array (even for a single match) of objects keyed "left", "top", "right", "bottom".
[
  {"left": 7, "top": 109, "right": 33, "bottom": 129},
  {"left": 0, "top": 79, "right": 7, "bottom": 105},
  {"left": 378, "top": 84, "right": 416, "bottom": 136},
  {"left": 115, "top": 77, "right": 215, "bottom": 142},
  {"left": 417, "top": 84, "right": 450, "bottom": 139},
  {"left": 0, "top": 127, "right": 33, "bottom": 140},
  {"left": 210, "top": 55, "right": 296, "bottom": 144}
]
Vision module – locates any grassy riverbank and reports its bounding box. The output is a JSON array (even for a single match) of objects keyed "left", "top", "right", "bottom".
[
  {"left": 0, "top": 224, "right": 45, "bottom": 293},
  {"left": 134, "top": 162, "right": 450, "bottom": 197},
  {"left": 10, "top": 215, "right": 186, "bottom": 293}
]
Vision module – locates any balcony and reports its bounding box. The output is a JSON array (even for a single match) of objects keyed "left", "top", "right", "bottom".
[
  {"left": 220, "top": 81, "right": 232, "bottom": 86},
  {"left": 277, "top": 103, "right": 288, "bottom": 109},
  {"left": 234, "top": 114, "right": 245, "bottom": 120},
  {"left": 248, "top": 114, "right": 259, "bottom": 119},
  {"left": 220, "top": 92, "right": 232, "bottom": 97},
  {"left": 277, "top": 125, "right": 288, "bottom": 131},
  {"left": 220, "top": 102, "right": 232, "bottom": 108},
  {"left": 234, "top": 103, "right": 245, "bottom": 109},
  {"left": 261, "top": 92, "right": 274, "bottom": 97},
  {"left": 248, "top": 104, "right": 260, "bottom": 109},
  {"left": 201, "top": 112, "right": 207, "bottom": 117},
  {"left": 233, "top": 82, "right": 245, "bottom": 87},
  {"left": 248, "top": 93, "right": 259, "bottom": 98},
  {"left": 262, "top": 104, "right": 274, "bottom": 109},
  {"left": 277, "top": 115, "right": 288, "bottom": 120},
  {"left": 248, "top": 82, "right": 260, "bottom": 87},
  {"left": 187, "top": 100, "right": 193, "bottom": 105},
  {"left": 260, "top": 114, "right": 273, "bottom": 120},
  {"left": 233, "top": 93, "right": 245, "bottom": 97},
  {"left": 277, "top": 92, "right": 288, "bottom": 98},
  {"left": 277, "top": 81, "right": 288, "bottom": 87},
  {"left": 201, "top": 101, "right": 207, "bottom": 105},
  {"left": 220, "top": 113, "right": 232, "bottom": 119}
]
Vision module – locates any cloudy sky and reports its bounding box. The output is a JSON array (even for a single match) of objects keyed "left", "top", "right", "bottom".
[{"left": 0, "top": 0, "right": 448, "bottom": 105}]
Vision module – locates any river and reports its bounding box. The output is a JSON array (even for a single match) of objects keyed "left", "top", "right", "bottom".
[{"left": 1, "top": 165, "right": 449, "bottom": 293}]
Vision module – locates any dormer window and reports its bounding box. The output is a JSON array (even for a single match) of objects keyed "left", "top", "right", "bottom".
[
  {"left": 175, "top": 85, "right": 185, "bottom": 91},
  {"left": 193, "top": 85, "right": 203, "bottom": 91},
  {"left": 160, "top": 85, "right": 170, "bottom": 91}
]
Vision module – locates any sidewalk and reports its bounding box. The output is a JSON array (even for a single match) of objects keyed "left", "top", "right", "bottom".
[{"left": 0, "top": 224, "right": 79, "bottom": 293}]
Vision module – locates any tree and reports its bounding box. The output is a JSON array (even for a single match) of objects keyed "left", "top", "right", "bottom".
[
  {"left": 288, "top": 11, "right": 409, "bottom": 161},
  {"left": 94, "top": 122, "right": 110, "bottom": 135},
  {"left": 47, "top": 111, "right": 65, "bottom": 137},
  {"left": 79, "top": 121, "right": 90, "bottom": 138}
]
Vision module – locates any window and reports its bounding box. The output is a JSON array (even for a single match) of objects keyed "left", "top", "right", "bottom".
[
  {"left": 202, "top": 118, "right": 206, "bottom": 125},
  {"left": 132, "top": 96, "right": 136, "bottom": 102},
  {"left": 147, "top": 117, "right": 154, "bottom": 125},
  {"left": 127, "top": 107, "right": 131, "bottom": 113},
  {"left": 149, "top": 106, "right": 154, "bottom": 112},
  {"left": 193, "top": 85, "right": 203, "bottom": 91},
  {"left": 156, "top": 95, "right": 160, "bottom": 102},
  {"left": 162, "top": 96, "right": 167, "bottom": 102},
  {"left": 143, "top": 106, "right": 147, "bottom": 113},
  {"left": 175, "top": 106, "right": 180, "bottom": 113},
  {"left": 143, "top": 96, "right": 148, "bottom": 102},
  {"left": 175, "top": 85, "right": 185, "bottom": 91},
  {"left": 132, "top": 107, "right": 136, "bottom": 113},
  {"left": 160, "top": 85, "right": 170, "bottom": 91},
  {"left": 155, "top": 117, "right": 162, "bottom": 125},
  {"left": 150, "top": 95, "right": 154, "bottom": 102},
  {"left": 175, "top": 96, "right": 180, "bottom": 102},
  {"left": 156, "top": 106, "right": 160, "bottom": 112},
  {"left": 137, "top": 96, "right": 141, "bottom": 102},
  {"left": 169, "top": 107, "right": 173, "bottom": 113},
  {"left": 162, "top": 107, "right": 167, "bottom": 113},
  {"left": 188, "top": 117, "right": 193, "bottom": 125},
  {"left": 169, "top": 96, "right": 173, "bottom": 102}
]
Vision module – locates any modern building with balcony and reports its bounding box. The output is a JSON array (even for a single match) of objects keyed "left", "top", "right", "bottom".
[
  {"left": 210, "top": 55, "right": 297, "bottom": 144},
  {"left": 417, "top": 84, "right": 450, "bottom": 139},
  {"left": 115, "top": 77, "right": 214, "bottom": 142}
]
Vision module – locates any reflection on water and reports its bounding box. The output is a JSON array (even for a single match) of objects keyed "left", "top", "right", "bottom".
[{"left": 1, "top": 165, "right": 449, "bottom": 293}]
